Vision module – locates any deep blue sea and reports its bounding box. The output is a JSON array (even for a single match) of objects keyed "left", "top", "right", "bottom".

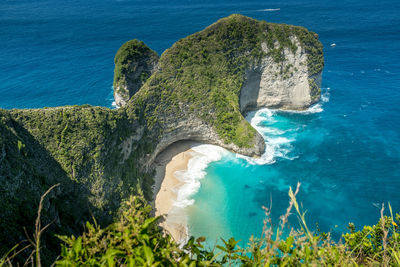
[{"left": 1, "top": 0, "right": 399, "bottom": 245}]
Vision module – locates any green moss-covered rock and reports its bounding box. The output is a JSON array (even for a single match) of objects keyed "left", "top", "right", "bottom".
[
  {"left": 113, "top": 40, "right": 159, "bottom": 107},
  {"left": 126, "top": 14, "right": 323, "bottom": 149},
  {"left": 0, "top": 14, "right": 324, "bottom": 264},
  {"left": 0, "top": 106, "right": 154, "bottom": 264}
]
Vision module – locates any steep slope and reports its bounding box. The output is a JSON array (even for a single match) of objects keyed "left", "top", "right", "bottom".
[
  {"left": 0, "top": 14, "right": 323, "bottom": 262},
  {"left": 113, "top": 40, "right": 159, "bottom": 107},
  {"left": 121, "top": 14, "right": 323, "bottom": 162},
  {"left": 0, "top": 106, "right": 155, "bottom": 263}
]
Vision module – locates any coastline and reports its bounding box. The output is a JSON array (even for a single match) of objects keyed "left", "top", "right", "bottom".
[
  {"left": 153, "top": 141, "right": 198, "bottom": 243},
  {"left": 152, "top": 141, "right": 228, "bottom": 243}
]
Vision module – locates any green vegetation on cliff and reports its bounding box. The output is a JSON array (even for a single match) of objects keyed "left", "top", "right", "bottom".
[
  {"left": 0, "top": 111, "right": 83, "bottom": 264},
  {"left": 0, "top": 14, "right": 324, "bottom": 264},
  {"left": 114, "top": 39, "right": 159, "bottom": 105},
  {"left": 129, "top": 15, "right": 265, "bottom": 147},
  {"left": 0, "top": 106, "right": 154, "bottom": 264},
  {"left": 127, "top": 14, "right": 323, "bottom": 148}
]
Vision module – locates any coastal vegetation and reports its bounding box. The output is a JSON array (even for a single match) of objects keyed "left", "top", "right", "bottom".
[
  {"left": 126, "top": 14, "right": 323, "bottom": 147},
  {"left": 0, "top": 106, "right": 155, "bottom": 265},
  {"left": 0, "top": 14, "right": 327, "bottom": 264},
  {"left": 113, "top": 39, "right": 159, "bottom": 106}
]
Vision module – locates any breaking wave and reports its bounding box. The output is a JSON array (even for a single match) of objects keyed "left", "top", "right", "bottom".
[
  {"left": 257, "top": 8, "right": 280, "bottom": 11},
  {"left": 173, "top": 144, "right": 228, "bottom": 209}
]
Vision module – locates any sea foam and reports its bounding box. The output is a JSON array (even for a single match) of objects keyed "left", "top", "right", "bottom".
[
  {"left": 240, "top": 89, "right": 330, "bottom": 165},
  {"left": 108, "top": 86, "right": 119, "bottom": 109},
  {"left": 165, "top": 144, "right": 229, "bottom": 243},
  {"left": 281, "top": 87, "right": 331, "bottom": 115},
  {"left": 257, "top": 8, "right": 280, "bottom": 11},
  {"left": 237, "top": 108, "right": 296, "bottom": 165},
  {"left": 173, "top": 144, "right": 228, "bottom": 209},
  {"left": 171, "top": 89, "right": 330, "bottom": 234}
]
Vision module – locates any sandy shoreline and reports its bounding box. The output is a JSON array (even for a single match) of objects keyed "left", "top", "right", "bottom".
[{"left": 153, "top": 140, "right": 199, "bottom": 243}]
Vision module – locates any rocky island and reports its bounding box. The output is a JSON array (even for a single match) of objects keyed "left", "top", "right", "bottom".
[{"left": 0, "top": 14, "right": 323, "bottom": 263}]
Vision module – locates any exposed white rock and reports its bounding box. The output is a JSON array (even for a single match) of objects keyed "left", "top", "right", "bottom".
[
  {"left": 114, "top": 90, "right": 128, "bottom": 107},
  {"left": 143, "top": 38, "right": 322, "bottom": 165},
  {"left": 145, "top": 115, "right": 265, "bottom": 169},
  {"left": 121, "top": 37, "right": 323, "bottom": 167},
  {"left": 240, "top": 37, "right": 322, "bottom": 113}
]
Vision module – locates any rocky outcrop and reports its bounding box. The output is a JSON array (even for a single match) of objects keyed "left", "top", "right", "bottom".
[
  {"left": 123, "top": 16, "right": 324, "bottom": 166},
  {"left": 113, "top": 40, "right": 159, "bottom": 107},
  {"left": 0, "top": 14, "right": 323, "bottom": 263},
  {"left": 240, "top": 37, "right": 323, "bottom": 113},
  {"left": 145, "top": 115, "right": 265, "bottom": 169}
]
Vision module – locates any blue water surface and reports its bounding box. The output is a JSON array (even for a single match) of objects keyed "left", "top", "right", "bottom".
[{"left": 1, "top": 0, "right": 399, "bottom": 244}]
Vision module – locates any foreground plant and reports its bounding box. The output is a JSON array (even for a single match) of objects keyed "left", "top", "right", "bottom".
[
  {"left": 214, "top": 183, "right": 400, "bottom": 266},
  {"left": 0, "top": 184, "right": 59, "bottom": 267},
  {"left": 2, "top": 183, "right": 399, "bottom": 266},
  {"left": 55, "top": 193, "right": 222, "bottom": 266},
  {"left": 55, "top": 182, "right": 400, "bottom": 266}
]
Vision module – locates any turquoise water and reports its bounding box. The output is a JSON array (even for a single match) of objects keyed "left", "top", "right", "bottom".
[
  {"left": 188, "top": 85, "right": 400, "bottom": 244},
  {"left": 188, "top": 90, "right": 400, "bottom": 244},
  {"left": 1, "top": 0, "right": 399, "bottom": 246}
]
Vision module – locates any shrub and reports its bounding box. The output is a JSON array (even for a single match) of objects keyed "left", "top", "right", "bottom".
[{"left": 54, "top": 184, "right": 400, "bottom": 266}]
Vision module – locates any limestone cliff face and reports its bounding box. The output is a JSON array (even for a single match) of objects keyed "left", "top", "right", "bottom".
[
  {"left": 0, "top": 14, "right": 323, "bottom": 262},
  {"left": 113, "top": 40, "right": 159, "bottom": 107},
  {"left": 145, "top": 115, "right": 265, "bottom": 169},
  {"left": 123, "top": 16, "right": 324, "bottom": 166},
  {"left": 240, "top": 37, "right": 323, "bottom": 112}
]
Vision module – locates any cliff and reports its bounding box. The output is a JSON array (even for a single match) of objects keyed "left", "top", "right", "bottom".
[
  {"left": 113, "top": 40, "right": 159, "bottom": 107},
  {"left": 0, "top": 14, "right": 323, "bottom": 262},
  {"left": 117, "top": 14, "right": 323, "bottom": 162},
  {"left": 240, "top": 34, "right": 323, "bottom": 111}
]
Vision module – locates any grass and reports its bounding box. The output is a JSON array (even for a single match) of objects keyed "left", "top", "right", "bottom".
[{"left": 0, "top": 184, "right": 59, "bottom": 267}]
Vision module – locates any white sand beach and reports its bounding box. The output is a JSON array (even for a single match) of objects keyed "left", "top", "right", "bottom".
[{"left": 153, "top": 141, "right": 197, "bottom": 243}]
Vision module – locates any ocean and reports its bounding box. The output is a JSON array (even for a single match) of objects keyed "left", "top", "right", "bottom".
[{"left": 1, "top": 0, "right": 399, "bottom": 245}]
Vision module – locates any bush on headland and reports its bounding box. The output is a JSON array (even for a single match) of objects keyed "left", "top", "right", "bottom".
[
  {"left": 0, "top": 15, "right": 324, "bottom": 263},
  {"left": 2, "top": 183, "right": 399, "bottom": 266}
]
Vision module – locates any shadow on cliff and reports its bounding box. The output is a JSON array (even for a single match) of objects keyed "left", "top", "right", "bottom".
[
  {"left": 0, "top": 113, "right": 101, "bottom": 265},
  {"left": 152, "top": 140, "right": 201, "bottom": 199}
]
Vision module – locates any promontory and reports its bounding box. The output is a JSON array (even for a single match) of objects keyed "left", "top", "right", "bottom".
[{"left": 0, "top": 14, "right": 323, "bottom": 263}]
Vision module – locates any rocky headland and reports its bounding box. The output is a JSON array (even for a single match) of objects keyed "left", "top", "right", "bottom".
[{"left": 0, "top": 14, "right": 323, "bottom": 262}]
